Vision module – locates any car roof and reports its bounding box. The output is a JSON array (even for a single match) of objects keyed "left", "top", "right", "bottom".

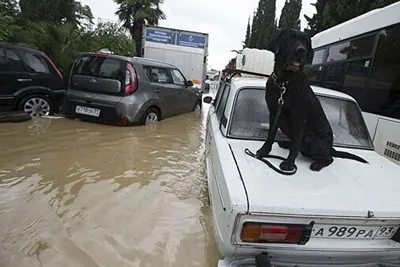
[
  {"left": 0, "top": 43, "right": 44, "bottom": 55},
  {"left": 77, "top": 53, "right": 178, "bottom": 69},
  {"left": 228, "top": 77, "right": 357, "bottom": 102}
]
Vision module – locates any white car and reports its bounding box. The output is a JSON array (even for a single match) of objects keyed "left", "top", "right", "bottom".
[{"left": 203, "top": 76, "right": 400, "bottom": 267}]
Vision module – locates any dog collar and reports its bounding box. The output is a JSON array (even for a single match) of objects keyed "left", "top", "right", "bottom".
[{"left": 271, "top": 72, "right": 289, "bottom": 87}]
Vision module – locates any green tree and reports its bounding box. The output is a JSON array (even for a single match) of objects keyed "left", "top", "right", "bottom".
[
  {"left": 91, "top": 21, "right": 136, "bottom": 57},
  {"left": 0, "top": 0, "right": 19, "bottom": 17},
  {"left": 304, "top": 0, "right": 327, "bottom": 37},
  {"left": 249, "top": 10, "right": 259, "bottom": 48},
  {"left": 243, "top": 17, "right": 251, "bottom": 48},
  {"left": 0, "top": 13, "right": 20, "bottom": 42},
  {"left": 278, "top": 0, "right": 302, "bottom": 30},
  {"left": 19, "top": 0, "right": 93, "bottom": 26},
  {"left": 249, "top": 0, "right": 277, "bottom": 49},
  {"left": 258, "top": 0, "right": 277, "bottom": 50},
  {"left": 114, "top": 0, "right": 166, "bottom": 57}
]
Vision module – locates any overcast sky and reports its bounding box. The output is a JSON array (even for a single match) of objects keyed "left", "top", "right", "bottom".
[{"left": 80, "top": 0, "right": 316, "bottom": 70}]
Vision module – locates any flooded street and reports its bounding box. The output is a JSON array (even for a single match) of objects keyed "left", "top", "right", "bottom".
[{"left": 0, "top": 103, "right": 220, "bottom": 266}]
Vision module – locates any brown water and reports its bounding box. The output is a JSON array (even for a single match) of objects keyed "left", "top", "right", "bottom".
[{"left": 0, "top": 105, "right": 220, "bottom": 267}]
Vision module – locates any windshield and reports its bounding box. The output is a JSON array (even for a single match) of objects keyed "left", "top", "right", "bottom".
[{"left": 228, "top": 88, "right": 373, "bottom": 149}]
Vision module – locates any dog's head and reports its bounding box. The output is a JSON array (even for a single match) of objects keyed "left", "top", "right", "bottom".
[{"left": 269, "top": 29, "right": 313, "bottom": 73}]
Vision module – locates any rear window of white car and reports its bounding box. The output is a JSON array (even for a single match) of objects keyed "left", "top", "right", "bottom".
[{"left": 229, "top": 88, "right": 373, "bottom": 149}]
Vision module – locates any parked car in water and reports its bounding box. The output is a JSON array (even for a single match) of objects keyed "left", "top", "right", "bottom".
[
  {"left": 0, "top": 43, "right": 66, "bottom": 116},
  {"left": 203, "top": 76, "right": 400, "bottom": 267},
  {"left": 63, "top": 53, "right": 203, "bottom": 126}
]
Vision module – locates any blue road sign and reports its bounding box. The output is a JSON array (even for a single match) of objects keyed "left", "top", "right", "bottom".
[
  {"left": 178, "top": 34, "right": 206, "bottom": 48},
  {"left": 146, "top": 29, "right": 174, "bottom": 44}
]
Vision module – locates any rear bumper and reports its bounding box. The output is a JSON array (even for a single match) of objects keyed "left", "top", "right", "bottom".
[
  {"left": 62, "top": 98, "right": 123, "bottom": 125},
  {"left": 219, "top": 252, "right": 400, "bottom": 267}
]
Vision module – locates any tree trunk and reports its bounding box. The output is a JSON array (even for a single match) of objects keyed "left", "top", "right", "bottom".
[{"left": 131, "top": 20, "right": 144, "bottom": 57}]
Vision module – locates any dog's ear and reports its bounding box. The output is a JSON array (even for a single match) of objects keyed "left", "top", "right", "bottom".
[{"left": 268, "top": 29, "right": 288, "bottom": 55}]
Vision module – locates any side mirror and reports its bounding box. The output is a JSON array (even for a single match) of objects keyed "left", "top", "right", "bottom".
[
  {"left": 185, "top": 80, "right": 194, "bottom": 87},
  {"left": 203, "top": 96, "right": 212, "bottom": 104}
]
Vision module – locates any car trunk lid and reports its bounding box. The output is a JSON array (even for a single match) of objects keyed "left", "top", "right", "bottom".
[
  {"left": 228, "top": 139, "right": 400, "bottom": 218},
  {"left": 69, "top": 54, "right": 126, "bottom": 95}
]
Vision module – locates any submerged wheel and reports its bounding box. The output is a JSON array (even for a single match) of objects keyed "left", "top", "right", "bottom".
[
  {"left": 141, "top": 107, "right": 160, "bottom": 125},
  {"left": 18, "top": 95, "right": 53, "bottom": 117}
]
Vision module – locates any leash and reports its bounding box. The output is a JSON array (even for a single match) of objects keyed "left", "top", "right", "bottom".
[
  {"left": 244, "top": 148, "right": 297, "bottom": 176},
  {"left": 245, "top": 73, "right": 297, "bottom": 176}
]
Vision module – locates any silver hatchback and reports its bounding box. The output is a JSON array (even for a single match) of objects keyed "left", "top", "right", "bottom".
[{"left": 63, "top": 53, "right": 203, "bottom": 126}]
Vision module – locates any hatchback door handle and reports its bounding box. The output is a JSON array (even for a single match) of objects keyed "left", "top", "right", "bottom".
[{"left": 18, "top": 79, "right": 32, "bottom": 82}]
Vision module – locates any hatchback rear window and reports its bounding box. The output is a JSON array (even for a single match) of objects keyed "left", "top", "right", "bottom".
[{"left": 73, "top": 55, "right": 125, "bottom": 81}]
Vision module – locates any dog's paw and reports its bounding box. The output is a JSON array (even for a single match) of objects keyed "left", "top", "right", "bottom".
[
  {"left": 256, "top": 147, "right": 271, "bottom": 159},
  {"left": 310, "top": 162, "right": 324, "bottom": 172},
  {"left": 280, "top": 161, "right": 295, "bottom": 171}
]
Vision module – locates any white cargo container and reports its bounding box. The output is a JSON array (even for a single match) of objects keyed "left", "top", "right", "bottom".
[
  {"left": 142, "top": 25, "right": 209, "bottom": 90},
  {"left": 236, "top": 48, "right": 275, "bottom": 77}
]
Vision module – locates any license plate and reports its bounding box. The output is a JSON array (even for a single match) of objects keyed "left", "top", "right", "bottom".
[
  {"left": 312, "top": 224, "right": 399, "bottom": 239},
  {"left": 75, "top": 106, "right": 100, "bottom": 117}
]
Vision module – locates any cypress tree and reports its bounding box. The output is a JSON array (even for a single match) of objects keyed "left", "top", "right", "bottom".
[{"left": 278, "top": 0, "right": 302, "bottom": 30}]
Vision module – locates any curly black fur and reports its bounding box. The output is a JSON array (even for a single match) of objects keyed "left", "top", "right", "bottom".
[{"left": 256, "top": 29, "right": 368, "bottom": 172}]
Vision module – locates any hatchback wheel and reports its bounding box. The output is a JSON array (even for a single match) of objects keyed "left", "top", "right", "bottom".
[
  {"left": 18, "top": 95, "right": 53, "bottom": 117},
  {"left": 141, "top": 108, "right": 159, "bottom": 126}
]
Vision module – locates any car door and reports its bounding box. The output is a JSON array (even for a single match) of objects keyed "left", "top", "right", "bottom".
[
  {"left": 169, "top": 68, "right": 196, "bottom": 113},
  {"left": 206, "top": 82, "right": 231, "bottom": 214},
  {"left": 147, "top": 66, "right": 182, "bottom": 118},
  {"left": 17, "top": 50, "right": 64, "bottom": 91},
  {"left": 3, "top": 48, "right": 32, "bottom": 93}
]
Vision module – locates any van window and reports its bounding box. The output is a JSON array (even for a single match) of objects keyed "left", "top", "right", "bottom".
[
  {"left": 0, "top": 48, "right": 6, "bottom": 71},
  {"left": 73, "top": 55, "right": 125, "bottom": 81},
  {"left": 6, "top": 49, "right": 25, "bottom": 72},
  {"left": 327, "top": 42, "right": 350, "bottom": 62},
  {"left": 312, "top": 49, "right": 325, "bottom": 65},
  {"left": 327, "top": 35, "right": 375, "bottom": 63},
  {"left": 367, "top": 25, "right": 400, "bottom": 119},
  {"left": 19, "top": 51, "right": 50, "bottom": 74}
]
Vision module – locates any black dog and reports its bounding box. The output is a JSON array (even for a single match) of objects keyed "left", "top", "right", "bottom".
[{"left": 256, "top": 29, "right": 368, "bottom": 172}]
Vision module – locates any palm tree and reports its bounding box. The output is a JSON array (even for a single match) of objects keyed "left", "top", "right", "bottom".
[{"left": 114, "top": 0, "right": 166, "bottom": 57}]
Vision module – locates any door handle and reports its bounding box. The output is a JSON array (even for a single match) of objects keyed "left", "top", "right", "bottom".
[{"left": 18, "top": 79, "right": 32, "bottom": 82}]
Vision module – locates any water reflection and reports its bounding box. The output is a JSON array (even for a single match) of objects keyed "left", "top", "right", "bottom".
[{"left": 0, "top": 103, "right": 220, "bottom": 267}]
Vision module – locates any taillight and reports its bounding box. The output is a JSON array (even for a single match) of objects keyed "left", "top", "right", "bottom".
[
  {"left": 44, "top": 54, "right": 63, "bottom": 81},
  {"left": 125, "top": 63, "right": 137, "bottom": 95},
  {"left": 241, "top": 222, "right": 313, "bottom": 245}
]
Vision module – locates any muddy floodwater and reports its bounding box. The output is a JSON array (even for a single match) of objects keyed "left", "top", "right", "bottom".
[{"left": 0, "top": 104, "right": 221, "bottom": 267}]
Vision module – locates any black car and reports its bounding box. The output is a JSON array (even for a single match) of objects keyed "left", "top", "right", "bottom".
[{"left": 0, "top": 43, "right": 66, "bottom": 116}]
